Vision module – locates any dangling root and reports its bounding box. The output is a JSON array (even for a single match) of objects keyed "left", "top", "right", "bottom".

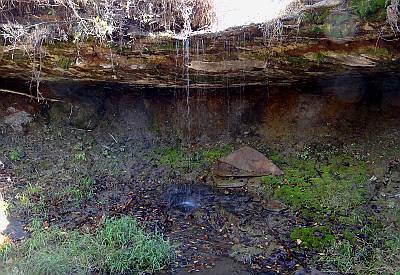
[{"left": 0, "top": 88, "right": 63, "bottom": 102}]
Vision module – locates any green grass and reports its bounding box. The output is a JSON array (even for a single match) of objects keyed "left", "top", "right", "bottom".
[
  {"left": 57, "top": 57, "right": 72, "bottom": 70},
  {"left": 359, "top": 46, "right": 392, "bottom": 58},
  {"left": 313, "top": 52, "right": 326, "bottom": 65},
  {"left": 62, "top": 176, "right": 96, "bottom": 207},
  {"left": 302, "top": 8, "right": 330, "bottom": 24},
  {"left": 1, "top": 216, "right": 175, "bottom": 274},
  {"left": 323, "top": 226, "right": 400, "bottom": 274},
  {"left": 14, "top": 184, "right": 47, "bottom": 217}
]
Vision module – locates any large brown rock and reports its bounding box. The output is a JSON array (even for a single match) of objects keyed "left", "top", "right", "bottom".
[{"left": 213, "top": 146, "right": 283, "bottom": 177}]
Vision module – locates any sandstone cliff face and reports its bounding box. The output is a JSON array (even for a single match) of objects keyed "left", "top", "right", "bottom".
[{"left": 0, "top": 0, "right": 399, "bottom": 91}]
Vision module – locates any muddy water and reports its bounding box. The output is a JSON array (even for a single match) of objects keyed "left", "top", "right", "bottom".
[{"left": 0, "top": 75, "right": 400, "bottom": 274}]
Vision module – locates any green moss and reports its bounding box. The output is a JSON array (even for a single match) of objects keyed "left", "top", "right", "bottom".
[
  {"left": 291, "top": 226, "right": 336, "bottom": 249},
  {"left": 262, "top": 154, "right": 368, "bottom": 212},
  {"left": 159, "top": 148, "right": 186, "bottom": 169}
]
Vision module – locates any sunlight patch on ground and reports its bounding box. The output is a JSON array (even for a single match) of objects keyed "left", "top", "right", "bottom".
[{"left": 0, "top": 193, "right": 10, "bottom": 246}]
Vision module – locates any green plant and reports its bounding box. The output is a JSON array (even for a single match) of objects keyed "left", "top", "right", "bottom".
[
  {"left": 313, "top": 52, "right": 326, "bottom": 65},
  {"left": 14, "top": 184, "right": 47, "bottom": 216},
  {"left": 302, "top": 9, "right": 330, "bottom": 24},
  {"left": 63, "top": 176, "right": 96, "bottom": 207},
  {"left": 310, "top": 25, "right": 325, "bottom": 35},
  {"left": 10, "top": 149, "right": 22, "bottom": 162},
  {"left": 159, "top": 145, "right": 233, "bottom": 170},
  {"left": 1, "top": 216, "right": 175, "bottom": 274},
  {"left": 58, "top": 57, "right": 72, "bottom": 70},
  {"left": 74, "top": 152, "right": 87, "bottom": 162}
]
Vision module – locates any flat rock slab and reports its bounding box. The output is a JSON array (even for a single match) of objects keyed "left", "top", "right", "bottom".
[{"left": 213, "top": 146, "right": 283, "bottom": 177}]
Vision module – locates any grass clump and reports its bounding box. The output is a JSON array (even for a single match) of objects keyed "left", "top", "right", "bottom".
[
  {"left": 313, "top": 52, "right": 327, "bottom": 65},
  {"left": 63, "top": 176, "right": 96, "bottom": 207},
  {"left": 322, "top": 226, "right": 400, "bottom": 274},
  {"left": 14, "top": 184, "right": 47, "bottom": 216},
  {"left": 1, "top": 216, "right": 175, "bottom": 274},
  {"left": 302, "top": 8, "right": 330, "bottom": 24}
]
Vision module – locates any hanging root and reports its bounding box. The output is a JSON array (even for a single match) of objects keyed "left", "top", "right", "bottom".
[{"left": 0, "top": 88, "right": 63, "bottom": 102}]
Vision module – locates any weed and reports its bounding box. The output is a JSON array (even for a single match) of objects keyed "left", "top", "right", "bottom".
[
  {"left": 359, "top": 46, "right": 392, "bottom": 58},
  {"left": 14, "top": 184, "right": 47, "bottom": 216},
  {"left": 9, "top": 149, "right": 22, "bottom": 162},
  {"left": 302, "top": 9, "right": 330, "bottom": 24},
  {"left": 313, "top": 52, "right": 326, "bottom": 65},
  {"left": 1, "top": 216, "right": 175, "bottom": 274},
  {"left": 63, "top": 176, "right": 96, "bottom": 207},
  {"left": 310, "top": 25, "right": 325, "bottom": 35},
  {"left": 58, "top": 57, "right": 72, "bottom": 70},
  {"left": 159, "top": 148, "right": 186, "bottom": 169},
  {"left": 74, "top": 152, "right": 87, "bottom": 162}
]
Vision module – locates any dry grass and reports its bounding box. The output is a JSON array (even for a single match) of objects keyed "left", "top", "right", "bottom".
[{"left": 0, "top": 0, "right": 215, "bottom": 35}]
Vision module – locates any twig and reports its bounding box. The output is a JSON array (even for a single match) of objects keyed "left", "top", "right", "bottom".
[
  {"left": 0, "top": 88, "right": 63, "bottom": 102},
  {"left": 108, "top": 133, "right": 118, "bottom": 143}
]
